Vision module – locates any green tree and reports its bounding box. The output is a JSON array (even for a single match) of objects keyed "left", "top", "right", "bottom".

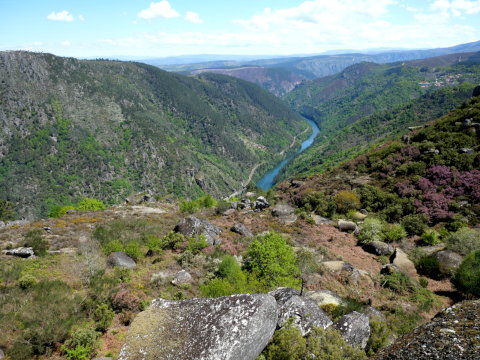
[
  {"left": 0, "top": 199, "right": 15, "bottom": 222},
  {"left": 244, "top": 231, "right": 300, "bottom": 290}
]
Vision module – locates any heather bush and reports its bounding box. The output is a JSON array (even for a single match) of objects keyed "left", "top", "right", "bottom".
[
  {"left": 452, "top": 250, "right": 480, "bottom": 297},
  {"left": 415, "top": 256, "right": 441, "bottom": 279},
  {"left": 357, "top": 218, "right": 385, "bottom": 244},
  {"left": 419, "top": 230, "right": 441, "bottom": 246},
  {"left": 383, "top": 224, "right": 407, "bottom": 243},
  {"left": 446, "top": 228, "right": 480, "bottom": 256},
  {"left": 111, "top": 289, "right": 142, "bottom": 312}
]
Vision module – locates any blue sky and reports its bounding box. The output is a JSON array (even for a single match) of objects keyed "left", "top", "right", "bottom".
[{"left": 1, "top": 0, "right": 480, "bottom": 58}]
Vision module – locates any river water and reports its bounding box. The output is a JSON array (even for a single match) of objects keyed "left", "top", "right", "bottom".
[{"left": 256, "top": 118, "right": 320, "bottom": 190}]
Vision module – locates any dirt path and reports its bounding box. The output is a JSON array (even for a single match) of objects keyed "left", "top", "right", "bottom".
[{"left": 227, "top": 163, "right": 261, "bottom": 199}]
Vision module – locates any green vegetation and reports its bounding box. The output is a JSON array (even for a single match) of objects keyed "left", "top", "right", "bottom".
[
  {"left": 452, "top": 250, "right": 480, "bottom": 297},
  {"left": 260, "top": 321, "right": 367, "bottom": 360},
  {"left": 23, "top": 229, "right": 48, "bottom": 256},
  {"left": 179, "top": 195, "right": 218, "bottom": 214},
  {"left": 0, "top": 199, "right": 15, "bottom": 222},
  {"left": 446, "top": 228, "right": 480, "bottom": 256}
]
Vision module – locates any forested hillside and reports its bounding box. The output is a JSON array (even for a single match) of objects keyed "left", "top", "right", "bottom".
[
  {"left": 0, "top": 51, "right": 307, "bottom": 218},
  {"left": 279, "top": 52, "right": 480, "bottom": 180}
]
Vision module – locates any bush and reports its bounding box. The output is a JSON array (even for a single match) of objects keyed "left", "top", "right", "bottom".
[
  {"left": 49, "top": 205, "right": 75, "bottom": 218},
  {"left": 161, "top": 231, "right": 185, "bottom": 250},
  {"left": 62, "top": 326, "right": 99, "bottom": 360},
  {"left": 124, "top": 241, "right": 142, "bottom": 261},
  {"left": 179, "top": 199, "right": 199, "bottom": 214},
  {"left": 18, "top": 273, "right": 37, "bottom": 289},
  {"left": 93, "top": 303, "right": 114, "bottom": 332},
  {"left": 365, "top": 319, "right": 391, "bottom": 356},
  {"left": 111, "top": 289, "right": 142, "bottom": 312},
  {"left": 446, "top": 228, "right": 480, "bottom": 256},
  {"left": 200, "top": 255, "right": 247, "bottom": 297},
  {"left": 185, "top": 236, "right": 209, "bottom": 254},
  {"left": 0, "top": 199, "right": 15, "bottom": 221},
  {"left": 357, "top": 218, "right": 385, "bottom": 244},
  {"left": 102, "top": 239, "right": 124, "bottom": 254},
  {"left": 334, "top": 190, "right": 360, "bottom": 214},
  {"left": 23, "top": 229, "right": 48, "bottom": 256},
  {"left": 381, "top": 271, "right": 414, "bottom": 294},
  {"left": 76, "top": 198, "right": 105, "bottom": 211},
  {"left": 244, "top": 231, "right": 300, "bottom": 290},
  {"left": 262, "top": 321, "right": 367, "bottom": 360},
  {"left": 384, "top": 224, "right": 407, "bottom": 243},
  {"left": 452, "top": 250, "right": 480, "bottom": 297},
  {"left": 419, "top": 230, "right": 440, "bottom": 246},
  {"left": 197, "top": 195, "right": 217, "bottom": 208},
  {"left": 401, "top": 214, "right": 428, "bottom": 236}
]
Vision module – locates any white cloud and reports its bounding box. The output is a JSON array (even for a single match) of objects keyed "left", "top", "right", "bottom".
[
  {"left": 138, "top": 1, "right": 179, "bottom": 20},
  {"left": 185, "top": 11, "right": 203, "bottom": 24},
  {"left": 61, "top": 40, "right": 71, "bottom": 46},
  {"left": 431, "top": 0, "right": 480, "bottom": 16},
  {"left": 47, "top": 10, "right": 75, "bottom": 22},
  {"left": 78, "top": 14, "right": 85, "bottom": 21}
]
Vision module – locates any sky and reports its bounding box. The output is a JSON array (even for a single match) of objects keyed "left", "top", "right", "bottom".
[{"left": 1, "top": 0, "right": 480, "bottom": 59}]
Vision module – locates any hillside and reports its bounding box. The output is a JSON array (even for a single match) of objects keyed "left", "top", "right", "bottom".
[
  {"left": 0, "top": 51, "right": 307, "bottom": 219},
  {"left": 278, "top": 52, "right": 480, "bottom": 180},
  {"left": 190, "top": 66, "right": 304, "bottom": 96}
]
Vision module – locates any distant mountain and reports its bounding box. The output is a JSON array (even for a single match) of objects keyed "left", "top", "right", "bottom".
[
  {"left": 0, "top": 51, "right": 307, "bottom": 218},
  {"left": 277, "top": 51, "right": 480, "bottom": 180}
]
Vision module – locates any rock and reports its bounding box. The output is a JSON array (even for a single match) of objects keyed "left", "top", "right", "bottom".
[
  {"left": 291, "top": 180, "right": 305, "bottom": 188},
  {"left": 322, "top": 261, "right": 354, "bottom": 272},
  {"left": 402, "top": 134, "right": 410, "bottom": 144},
  {"left": 460, "top": 148, "right": 474, "bottom": 154},
  {"left": 351, "top": 211, "right": 367, "bottom": 220},
  {"left": 305, "top": 289, "right": 345, "bottom": 307},
  {"left": 66, "top": 209, "right": 77, "bottom": 214},
  {"left": 311, "top": 214, "right": 334, "bottom": 225},
  {"left": 269, "top": 288, "right": 332, "bottom": 336},
  {"left": 222, "top": 208, "right": 236, "bottom": 216},
  {"left": 0, "top": 348, "right": 4, "bottom": 359},
  {"left": 174, "top": 216, "right": 222, "bottom": 245},
  {"left": 337, "top": 220, "right": 359, "bottom": 233},
  {"left": 245, "top": 192, "right": 256, "bottom": 198},
  {"left": 380, "top": 264, "right": 399, "bottom": 275},
  {"left": 433, "top": 250, "right": 463, "bottom": 277},
  {"left": 420, "top": 244, "right": 445, "bottom": 256},
  {"left": 271, "top": 203, "right": 297, "bottom": 224},
  {"left": 171, "top": 270, "right": 193, "bottom": 286},
  {"left": 5, "top": 247, "right": 34, "bottom": 258},
  {"left": 107, "top": 252, "right": 136, "bottom": 268},
  {"left": 0, "top": 221, "right": 4, "bottom": 228},
  {"left": 374, "top": 300, "right": 480, "bottom": 359},
  {"left": 118, "top": 294, "right": 278, "bottom": 360},
  {"left": 360, "top": 209, "right": 369, "bottom": 215},
  {"left": 331, "top": 311, "right": 370, "bottom": 349},
  {"left": 238, "top": 199, "right": 252, "bottom": 210},
  {"left": 125, "top": 191, "right": 154, "bottom": 205},
  {"left": 363, "top": 241, "right": 395, "bottom": 256},
  {"left": 253, "top": 196, "right": 270, "bottom": 210},
  {"left": 364, "top": 306, "right": 386, "bottom": 322},
  {"left": 230, "top": 223, "right": 253, "bottom": 237},
  {"left": 390, "top": 248, "right": 417, "bottom": 278}
]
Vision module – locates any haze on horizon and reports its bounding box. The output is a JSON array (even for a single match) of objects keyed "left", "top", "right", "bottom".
[{"left": 1, "top": 0, "right": 480, "bottom": 59}]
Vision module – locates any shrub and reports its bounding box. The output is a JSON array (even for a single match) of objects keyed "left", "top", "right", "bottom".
[
  {"left": 18, "top": 274, "right": 37, "bottom": 289},
  {"left": 200, "top": 278, "right": 237, "bottom": 298},
  {"left": 63, "top": 344, "right": 91, "bottom": 360},
  {"left": 161, "top": 231, "right": 185, "bottom": 250},
  {"left": 62, "top": 326, "right": 99, "bottom": 360},
  {"left": 198, "top": 195, "right": 217, "bottom": 208},
  {"left": 357, "top": 218, "right": 385, "bottom": 244},
  {"left": 401, "top": 214, "right": 428, "bottom": 236},
  {"left": 111, "top": 289, "right": 142, "bottom": 312},
  {"left": 76, "top": 198, "right": 105, "bottom": 211},
  {"left": 185, "top": 236, "right": 209, "bottom": 254},
  {"left": 415, "top": 256, "right": 441, "bottom": 279},
  {"left": 244, "top": 231, "right": 300, "bottom": 290},
  {"left": 179, "top": 199, "right": 199, "bottom": 214},
  {"left": 446, "top": 228, "right": 480, "bottom": 256},
  {"left": 200, "top": 255, "right": 247, "bottom": 297},
  {"left": 452, "top": 250, "right": 480, "bottom": 297},
  {"left": 384, "top": 224, "right": 407, "bottom": 243},
  {"left": 419, "top": 277, "right": 429, "bottom": 288},
  {"left": 124, "top": 241, "right": 142, "bottom": 261},
  {"left": 419, "top": 230, "right": 440, "bottom": 246},
  {"left": 49, "top": 205, "right": 75, "bottom": 218},
  {"left": 262, "top": 320, "right": 307, "bottom": 359},
  {"left": 102, "top": 239, "right": 124, "bottom": 255},
  {"left": 145, "top": 234, "right": 162, "bottom": 255},
  {"left": 334, "top": 190, "right": 360, "bottom": 214},
  {"left": 93, "top": 303, "right": 114, "bottom": 332},
  {"left": 365, "top": 319, "right": 391, "bottom": 356},
  {"left": 23, "top": 229, "right": 48, "bottom": 256},
  {"left": 381, "top": 271, "right": 414, "bottom": 294},
  {"left": 410, "top": 286, "right": 439, "bottom": 312},
  {"left": 0, "top": 199, "right": 15, "bottom": 221}
]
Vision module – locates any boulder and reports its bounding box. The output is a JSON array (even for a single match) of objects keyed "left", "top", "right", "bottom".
[
  {"left": 174, "top": 216, "right": 222, "bottom": 245},
  {"left": 433, "top": 250, "right": 463, "bottom": 277},
  {"left": 351, "top": 211, "right": 368, "bottom": 220},
  {"left": 253, "top": 196, "right": 270, "bottom": 210},
  {"left": 271, "top": 203, "right": 297, "bottom": 224},
  {"left": 374, "top": 300, "right": 480, "bottom": 359},
  {"left": 5, "top": 247, "right": 34, "bottom": 258},
  {"left": 118, "top": 294, "right": 278, "bottom": 360},
  {"left": 460, "top": 148, "right": 474, "bottom": 154},
  {"left": 305, "top": 289, "right": 345, "bottom": 307},
  {"left": 230, "top": 223, "right": 253, "bottom": 237},
  {"left": 337, "top": 220, "right": 359, "bottom": 233},
  {"left": 390, "top": 248, "right": 417, "bottom": 278},
  {"left": 363, "top": 241, "right": 395, "bottom": 256},
  {"left": 171, "top": 270, "right": 193, "bottom": 286},
  {"left": 419, "top": 244, "right": 445, "bottom": 256},
  {"left": 331, "top": 311, "right": 370, "bottom": 349},
  {"left": 269, "top": 288, "right": 332, "bottom": 336},
  {"left": 238, "top": 199, "right": 252, "bottom": 210},
  {"left": 322, "top": 261, "right": 354, "bottom": 272},
  {"left": 311, "top": 214, "right": 334, "bottom": 225},
  {"left": 107, "top": 252, "right": 136, "bottom": 268}
]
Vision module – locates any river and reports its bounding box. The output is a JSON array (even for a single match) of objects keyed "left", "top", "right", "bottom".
[{"left": 256, "top": 118, "right": 320, "bottom": 190}]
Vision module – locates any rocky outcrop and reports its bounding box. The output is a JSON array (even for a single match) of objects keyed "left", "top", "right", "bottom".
[
  {"left": 253, "top": 196, "right": 270, "bottom": 211},
  {"left": 271, "top": 203, "right": 297, "bottom": 224},
  {"left": 269, "top": 288, "right": 332, "bottom": 336},
  {"left": 174, "top": 216, "right": 222, "bottom": 245},
  {"left": 390, "top": 248, "right": 417, "bottom": 278},
  {"left": 332, "top": 311, "right": 370, "bottom": 349},
  {"left": 5, "top": 247, "right": 35, "bottom": 258},
  {"left": 374, "top": 300, "right": 480, "bottom": 359},
  {"left": 363, "top": 241, "right": 395, "bottom": 256},
  {"left": 230, "top": 223, "right": 253, "bottom": 237},
  {"left": 305, "top": 289, "right": 345, "bottom": 307},
  {"left": 337, "top": 220, "right": 359, "bottom": 233},
  {"left": 107, "top": 252, "right": 136, "bottom": 268},
  {"left": 118, "top": 294, "right": 278, "bottom": 360},
  {"left": 433, "top": 250, "right": 463, "bottom": 277}
]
